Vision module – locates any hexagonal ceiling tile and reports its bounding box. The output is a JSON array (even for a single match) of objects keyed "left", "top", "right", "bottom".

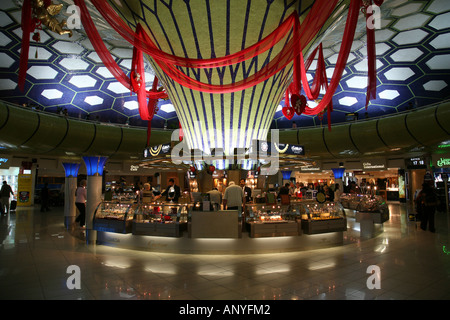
[
  {"left": 346, "top": 76, "right": 368, "bottom": 89},
  {"left": 41, "top": 89, "right": 63, "bottom": 99},
  {"left": 0, "top": 52, "right": 14, "bottom": 68},
  {"left": 59, "top": 58, "right": 90, "bottom": 71},
  {"left": 393, "top": 13, "right": 432, "bottom": 31},
  {"left": 27, "top": 46, "right": 53, "bottom": 60},
  {"left": 111, "top": 48, "right": 133, "bottom": 59},
  {"left": 391, "top": 2, "right": 424, "bottom": 16},
  {"left": 426, "top": 54, "right": 450, "bottom": 70},
  {"left": 95, "top": 67, "right": 114, "bottom": 79},
  {"left": 390, "top": 48, "right": 424, "bottom": 62},
  {"left": 423, "top": 80, "right": 447, "bottom": 91},
  {"left": 378, "top": 89, "right": 400, "bottom": 100},
  {"left": 27, "top": 65, "right": 58, "bottom": 80},
  {"left": 52, "top": 41, "right": 84, "bottom": 55},
  {"left": 87, "top": 52, "right": 102, "bottom": 63},
  {"left": 159, "top": 103, "right": 176, "bottom": 113},
  {"left": 124, "top": 100, "right": 138, "bottom": 110},
  {"left": 426, "top": 0, "right": 450, "bottom": 14},
  {"left": 107, "top": 82, "right": 129, "bottom": 94},
  {"left": 392, "top": 29, "right": 428, "bottom": 45},
  {"left": 84, "top": 96, "right": 104, "bottom": 106},
  {"left": 0, "top": 79, "right": 16, "bottom": 90},
  {"left": 69, "top": 75, "right": 97, "bottom": 88},
  {"left": 383, "top": 67, "right": 415, "bottom": 81},
  {"left": 0, "top": 11, "right": 13, "bottom": 27},
  {"left": 0, "top": 31, "right": 11, "bottom": 46},
  {"left": 338, "top": 96, "right": 358, "bottom": 106},
  {"left": 428, "top": 12, "right": 450, "bottom": 30},
  {"left": 429, "top": 33, "right": 450, "bottom": 49}
]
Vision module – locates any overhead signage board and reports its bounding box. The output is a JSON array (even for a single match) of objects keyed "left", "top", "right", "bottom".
[
  {"left": 406, "top": 157, "right": 426, "bottom": 169},
  {"left": 431, "top": 154, "right": 450, "bottom": 169}
]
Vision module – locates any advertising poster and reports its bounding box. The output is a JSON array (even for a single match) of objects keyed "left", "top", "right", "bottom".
[{"left": 17, "top": 174, "right": 32, "bottom": 206}]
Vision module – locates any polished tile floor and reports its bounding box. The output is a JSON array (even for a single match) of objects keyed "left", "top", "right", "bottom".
[{"left": 0, "top": 202, "right": 449, "bottom": 300}]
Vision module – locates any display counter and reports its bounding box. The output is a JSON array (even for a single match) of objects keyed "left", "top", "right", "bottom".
[
  {"left": 132, "top": 202, "right": 190, "bottom": 237},
  {"left": 93, "top": 201, "right": 135, "bottom": 233},
  {"left": 245, "top": 201, "right": 346, "bottom": 237},
  {"left": 339, "top": 193, "right": 389, "bottom": 238},
  {"left": 245, "top": 204, "right": 298, "bottom": 237},
  {"left": 298, "top": 201, "right": 347, "bottom": 235},
  {"left": 189, "top": 210, "right": 241, "bottom": 238}
]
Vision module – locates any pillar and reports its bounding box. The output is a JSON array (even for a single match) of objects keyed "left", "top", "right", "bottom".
[
  {"left": 62, "top": 163, "right": 81, "bottom": 228},
  {"left": 281, "top": 171, "right": 292, "bottom": 185},
  {"left": 332, "top": 168, "right": 345, "bottom": 194},
  {"left": 82, "top": 156, "right": 108, "bottom": 244}
]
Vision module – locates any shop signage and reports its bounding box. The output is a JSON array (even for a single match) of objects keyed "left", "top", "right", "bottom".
[
  {"left": 130, "top": 165, "right": 139, "bottom": 172},
  {"left": 362, "top": 161, "right": 385, "bottom": 169},
  {"left": 300, "top": 166, "right": 321, "bottom": 172},
  {"left": 436, "top": 157, "right": 450, "bottom": 168},
  {"left": 143, "top": 143, "right": 171, "bottom": 158}
]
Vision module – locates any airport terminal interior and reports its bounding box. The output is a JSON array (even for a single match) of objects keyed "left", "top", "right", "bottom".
[{"left": 0, "top": 0, "right": 449, "bottom": 301}]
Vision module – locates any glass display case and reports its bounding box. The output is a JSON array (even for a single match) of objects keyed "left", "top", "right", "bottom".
[
  {"left": 339, "top": 193, "right": 389, "bottom": 223},
  {"left": 297, "top": 201, "right": 347, "bottom": 235},
  {"left": 93, "top": 201, "right": 136, "bottom": 233},
  {"left": 132, "top": 201, "right": 191, "bottom": 237},
  {"left": 245, "top": 203, "right": 299, "bottom": 237}
]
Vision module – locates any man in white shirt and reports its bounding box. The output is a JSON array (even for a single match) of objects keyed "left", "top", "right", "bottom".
[
  {"left": 207, "top": 188, "right": 222, "bottom": 209},
  {"left": 223, "top": 181, "right": 244, "bottom": 210}
]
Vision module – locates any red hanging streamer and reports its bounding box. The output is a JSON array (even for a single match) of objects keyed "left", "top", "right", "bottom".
[
  {"left": 18, "top": 0, "right": 380, "bottom": 140},
  {"left": 18, "top": 0, "right": 33, "bottom": 91}
]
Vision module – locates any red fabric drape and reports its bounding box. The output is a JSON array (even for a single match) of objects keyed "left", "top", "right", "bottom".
[
  {"left": 90, "top": 0, "right": 338, "bottom": 69},
  {"left": 365, "top": 4, "right": 377, "bottom": 109},
  {"left": 301, "top": 0, "right": 361, "bottom": 116},
  {"left": 18, "top": 0, "right": 33, "bottom": 91},
  {"left": 18, "top": 0, "right": 379, "bottom": 137}
]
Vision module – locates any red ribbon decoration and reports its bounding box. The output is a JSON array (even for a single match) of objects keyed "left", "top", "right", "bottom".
[
  {"left": 18, "top": 0, "right": 33, "bottom": 92},
  {"left": 19, "top": 0, "right": 379, "bottom": 140}
]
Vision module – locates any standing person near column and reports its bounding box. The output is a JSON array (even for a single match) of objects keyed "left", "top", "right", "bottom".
[
  {"left": 0, "top": 181, "right": 14, "bottom": 215},
  {"left": 40, "top": 182, "right": 51, "bottom": 212},
  {"left": 416, "top": 180, "right": 438, "bottom": 232},
  {"left": 75, "top": 180, "right": 87, "bottom": 228}
]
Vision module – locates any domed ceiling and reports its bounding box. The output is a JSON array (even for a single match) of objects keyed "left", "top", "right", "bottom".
[{"left": 0, "top": 0, "right": 449, "bottom": 131}]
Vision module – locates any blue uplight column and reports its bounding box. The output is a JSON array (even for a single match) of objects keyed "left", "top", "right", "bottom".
[
  {"left": 82, "top": 156, "right": 108, "bottom": 244},
  {"left": 62, "top": 163, "right": 81, "bottom": 228},
  {"left": 332, "top": 168, "right": 345, "bottom": 198}
]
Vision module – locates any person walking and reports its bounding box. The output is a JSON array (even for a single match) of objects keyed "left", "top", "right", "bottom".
[
  {"left": 75, "top": 180, "right": 87, "bottom": 228},
  {"left": 416, "top": 181, "right": 438, "bottom": 232},
  {"left": 0, "top": 181, "right": 14, "bottom": 215},
  {"left": 40, "top": 182, "right": 51, "bottom": 212}
]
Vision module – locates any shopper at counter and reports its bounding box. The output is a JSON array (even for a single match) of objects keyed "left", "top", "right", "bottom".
[
  {"left": 324, "top": 185, "right": 334, "bottom": 202},
  {"left": 207, "top": 188, "right": 222, "bottom": 209},
  {"left": 156, "top": 178, "right": 181, "bottom": 202},
  {"left": 141, "top": 183, "right": 154, "bottom": 203},
  {"left": 277, "top": 183, "right": 290, "bottom": 199},
  {"left": 223, "top": 181, "right": 244, "bottom": 210},
  {"left": 240, "top": 178, "right": 252, "bottom": 203}
]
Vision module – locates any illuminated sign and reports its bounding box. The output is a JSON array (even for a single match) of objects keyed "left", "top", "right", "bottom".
[
  {"left": 130, "top": 165, "right": 139, "bottom": 171},
  {"left": 0, "top": 158, "right": 8, "bottom": 166},
  {"left": 362, "top": 162, "right": 385, "bottom": 169},
  {"left": 406, "top": 157, "right": 426, "bottom": 169},
  {"left": 436, "top": 157, "right": 450, "bottom": 168}
]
